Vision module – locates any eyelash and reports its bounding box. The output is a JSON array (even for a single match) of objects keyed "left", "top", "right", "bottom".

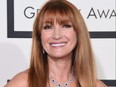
[
  {"left": 63, "top": 24, "right": 72, "bottom": 28},
  {"left": 43, "top": 25, "right": 52, "bottom": 30},
  {"left": 43, "top": 24, "right": 72, "bottom": 30}
]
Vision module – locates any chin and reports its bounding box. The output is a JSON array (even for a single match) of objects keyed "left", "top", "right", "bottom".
[{"left": 48, "top": 53, "right": 71, "bottom": 59}]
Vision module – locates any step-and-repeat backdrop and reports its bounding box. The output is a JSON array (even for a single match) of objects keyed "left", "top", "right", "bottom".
[{"left": 0, "top": 0, "right": 115, "bottom": 86}]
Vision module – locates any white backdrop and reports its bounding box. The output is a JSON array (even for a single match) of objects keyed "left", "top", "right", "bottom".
[{"left": 0, "top": 0, "right": 115, "bottom": 86}]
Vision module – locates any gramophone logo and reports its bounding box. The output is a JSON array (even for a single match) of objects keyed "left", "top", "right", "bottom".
[{"left": 7, "top": 0, "right": 116, "bottom": 38}]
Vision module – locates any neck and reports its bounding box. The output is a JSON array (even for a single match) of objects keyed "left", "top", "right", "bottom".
[{"left": 48, "top": 55, "right": 72, "bottom": 83}]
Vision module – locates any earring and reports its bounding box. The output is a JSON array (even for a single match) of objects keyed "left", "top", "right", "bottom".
[{"left": 43, "top": 49, "right": 45, "bottom": 54}]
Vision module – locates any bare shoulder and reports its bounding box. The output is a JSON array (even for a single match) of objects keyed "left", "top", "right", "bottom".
[
  {"left": 4, "top": 69, "right": 29, "bottom": 87},
  {"left": 96, "top": 80, "right": 107, "bottom": 87}
]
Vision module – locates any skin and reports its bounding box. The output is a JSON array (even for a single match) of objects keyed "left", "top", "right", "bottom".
[
  {"left": 4, "top": 70, "right": 28, "bottom": 87},
  {"left": 41, "top": 21, "right": 77, "bottom": 59},
  {"left": 4, "top": 21, "right": 107, "bottom": 87},
  {"left": 4, "top": 70, "right": 107, "bottom": 87},
  {"left": 41, "top": 21, "right": 77, "bottom": 85}
]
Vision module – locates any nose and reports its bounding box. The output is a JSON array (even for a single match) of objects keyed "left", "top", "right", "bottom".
[{"left": 52, "top": 26, "right": 63, "bottom": 40}]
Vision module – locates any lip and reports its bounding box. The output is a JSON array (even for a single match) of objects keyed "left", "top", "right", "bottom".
[{"left": 50, "top": 42, "right": 67, "bottom": 47}]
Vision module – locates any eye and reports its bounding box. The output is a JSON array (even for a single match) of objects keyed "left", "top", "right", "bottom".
[
  {"left": 43, "top": 23, "right": 53, "bottom": 30},
  {"left": 43, "top": 25, "right": 52, "bottom": 30},
  {"left": 63, "top": 24, "right": 72, "bottom": 28}
]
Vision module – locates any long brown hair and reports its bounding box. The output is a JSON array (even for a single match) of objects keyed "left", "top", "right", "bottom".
[{"left": 28, "top": 0, "right": 96, "bottom": 87}]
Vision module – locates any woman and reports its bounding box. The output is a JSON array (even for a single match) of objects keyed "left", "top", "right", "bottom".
[{"left": 5, "top": 0, "right": 107, "bottom": 87}]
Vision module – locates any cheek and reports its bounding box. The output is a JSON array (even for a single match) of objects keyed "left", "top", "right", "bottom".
[
  {"left": 41, "top": 32, "right": 47, "bottom": 47},
  {"left": 41, "top": 32, "right": 51, "bottom": 48},
  {"left": 69, "top": 31, "right": 77, "bottom": 43},
  {"left": 69, "top": 32, "right": 77, "bottom": 49}
]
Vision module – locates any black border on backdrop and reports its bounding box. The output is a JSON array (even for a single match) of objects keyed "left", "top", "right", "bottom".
[
  {"left": 7, "top": 0, "right": 116, "bottom": 38},
  {"left": 7, "top": 0, "right": 116, "bottom": 86}
]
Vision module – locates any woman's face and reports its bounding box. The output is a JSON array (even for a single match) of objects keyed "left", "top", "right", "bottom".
[{"left": 41, "top": 20, "right": 77, "bottom": 59}]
